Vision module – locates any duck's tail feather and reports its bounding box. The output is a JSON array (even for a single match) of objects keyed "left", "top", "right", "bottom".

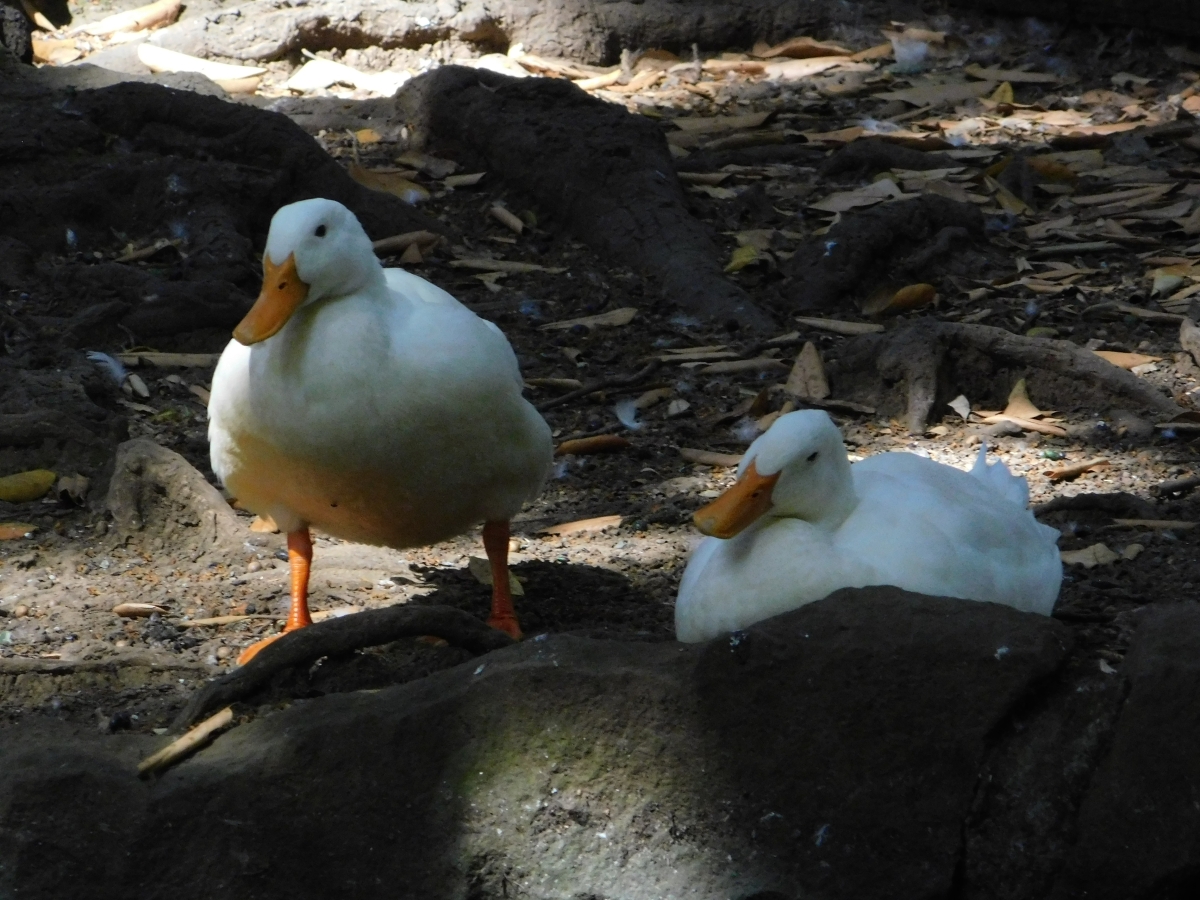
[{"left": 971, "top": 442, "right": 1030, "bottom": 507}]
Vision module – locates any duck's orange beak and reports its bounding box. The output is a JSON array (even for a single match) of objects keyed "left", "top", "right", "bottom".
[
  {"left": 693, "top": 460, "right": 780, "bottom": 539},
  {"left": 233, "top": 253, "right": 309, "bottom": 345}
]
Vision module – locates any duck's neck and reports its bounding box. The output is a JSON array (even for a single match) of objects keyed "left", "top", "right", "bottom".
[{"left": 772, "top": 455, "right": 858, "bottom": 531}]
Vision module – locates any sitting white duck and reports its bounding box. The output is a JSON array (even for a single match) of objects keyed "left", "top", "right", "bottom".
[
  {"left": 675, "top": 410, "right": 1062, "bottom": 643},
  {"left": 208, "top": 198, "right": 553, "bottom": 662}
]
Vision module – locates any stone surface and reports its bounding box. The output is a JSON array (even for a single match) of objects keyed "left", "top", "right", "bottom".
[
  {"left": 0, "top": 588, "right": 1072, "bottom": 899},
  {"left": 1051, "top": 603, "right": 1200, "bottom": 900}
]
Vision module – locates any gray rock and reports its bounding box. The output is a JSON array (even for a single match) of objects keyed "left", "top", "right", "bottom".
[
  {"left": 0, "top": 588, "right": 1071, "bottom": 899},
  {"left": 1051, "top": 603, "right": 1200, "bottom": 900}
]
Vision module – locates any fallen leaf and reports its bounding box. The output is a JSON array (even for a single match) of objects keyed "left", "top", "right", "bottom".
[
  {"left": 1092, "top": 350, "right": 1163, "bottom": 369},
  {"left": 672, "top": 112, "right": 772, "bottom": 134},
  {"left": 249, "top": 515, "right": 279, "bottom": 533},
  {"left": 794, "top": 316, "right": 884, "bottom": 335},
  {"left": 809, "top": 178, "right": 905, "bottom": 213},
  {"left": 138, "top": 44, "right": 266, "bottom": 82},
  {"left": 444, "top": 172, "right": 486, "bottom": 189},
  {"left": 77, "top": 0, "right": 181, "bottom": 36},
  {"left": 725, "top": 244, "right": 761, "bottom": 273},
  {"left": 394, "top": 151, "right": 458, "bottom": 178},
  {"left": 752, "top": 36, "right": 851, "bottom": 58},
  {"left": 453, "top": 259, "right": 565, "bottom": 275},
  {"left": 874, "top": 79, "right": 995, "bottom": 107},
  {"left": 1046, "top": 458, "right": 1111, "bottom": 481},
  {"left": 863, "top": 282, "right": 937, "bottom": 316},
  {"left": 285, "top": 57, "right": 409, "bottom": 95},
  {"left": 1060, "top": 543, "right": 1120, "bottom": 568},
  {"left": 467, "top": 557, "right": 524, "bottom": 596},
  {"left": 31, "top": 37, "right": 81, "bottom": 65},
  {"left": 964, "top": 64, "right": 1060, "bottom": 84},
  {"left": 541, "top": 307, "right": 638, "bottom": 331},
  {"left": 948, "top": 395, "right": 972, "bottom": 420},
  {"left": 678, "top": 172, "right": 732, "bottom": 186},
  {"left": 348, "top": 163, "right": 429, "bottom": 204},
  {"left": 666, "top": 399, "right": 692, "bottom": 418},
  {"left": 784, "top": 342, "right": 830, "bottom": 400},
  {"left": 679, "top": 448, "right": 743, "bottom": 467},
  {"left": 0, "top": 523, "right": 36, "bottom": 540},
  {"left": 1004, "top": 378, "right": 1044, "bottom": 420},
  {"left": 762, "top": 58, "right": 863, "bottom": 81},
  {"left": 978, "top": 414, "right": 1068, "bottom": 436},
  {"left": 689, "top": 184, "right": 739, "bottom": 200},
  {"left": 989, "top": 82, "right": 1015, "bottom": 104},
  {"left": 113, "top": 602, "right": 168, "bottom": 618},
  {"left": 55, "top": 474, "right": 89, "bottom": 506},
  {"left": 699, "top": 358, "right": 790, "bottom": 375},
  {"left": 489, "top": 205, "right": 524, "bottom": 235},
  {"left": 539, "top": 515, "right": 624, "bottom": 535},
  {"left": 555, "top": 435, "right": 631, "bottom": 456},
  {"left": 0, "top": 469, "right": 57, "bottom": 503}
]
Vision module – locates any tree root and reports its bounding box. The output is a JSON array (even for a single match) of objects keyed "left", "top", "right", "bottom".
[
  {"left": 171, "top": 604, "right": 513, "bottom": 732},
  {"left": 398, "top": 67, "right": 773, "bottom": 330},
  {"left": 830, "top": 319, "right": 1182, "bottom": 433}
]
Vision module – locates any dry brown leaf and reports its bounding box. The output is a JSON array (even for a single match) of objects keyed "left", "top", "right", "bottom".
[
  {"left": 784, "top": 342, "right": 830, "bottom": 400},
  {"left": 348, "top": 164, "right": 429, "bottom": 204},
  {"left": 1092, "top": 350, "right": 1163, "bottom": 369},
  {"left": 489, "top": 205, "right": 524, "bottom": 234},
  {"left": 673, "top": 112, "right": 772, "bottom": 135},
  {"left": 138, "top": 44, "right": 266, "bottom": 82},
  {"left": 541, "top": 307, "right": 638, "bottom": 331},
  {"left": 699, "top": 358, "right": 790, "bottom": 375},
  {"left": 0, "top": 523, "right": 36, "bottom": 541},
  {"left": 863, "top": 282, "right": 937, "bottom": 316},
  {"left": 964, "top": 64, "right": 1060, "bottom": 84},
  {"left": 752, "top": 36, "right": 851, "bottom": 59},
  {"left": 453, "top": 259, "right": 565, "bottom": 275},
  {"left": 539, "top": 515, "right": 624, "bottom": 535},
  {"left": 1047, "top": 458, "right": 1111, "bottom": 481},
  {"left": 978, "top": 414, "right": 1068, "bottom": 436},
  {"left": 762, "top": 58, "right": 862, "bottom": 81},
  {"left": 555, "top": 435, "right": 631, "bottom": 456},
  {"left": 794, "top": 316, "right": 884, "bottom": 335},
  {"left": 444, "top": 172, "right": 486, "bottom": 189},
  {"left": 77, "top": 0, "right": 181, "bottom": 35},
  {"left": 371, "top": 230, "right": 440, "bottom": 255},
  {"left": 809, "top": 178, "right": 906, "bottom": 213},
  {"left": 679, "top": 448, "right": 744, "bottom": 467},
  {"left": 874, "top": 79, "right": 995, "bottom": 107},
  {"left": 467, "top": 557, "right": 524, "bottom": 596},
  {"left": 678, "top": 172, "right": 731, "bottom": 186},
  {"left": 113, "top": 602, "right": 168, "bottom": 618},
  {"left": 395, "top": 151, "right": 458, "bottom": 179},
  {"left": 31, "top": 37, "right": 81, "bottom": 65},
  {"left": 1003, "top": 379, "right": 1045, "bottom": 419},
  {"left": 1060, "top": 543, "right": 1120, "bottom": 568},
  {"left": 249, "top": 515, "right": 279, "bottom": 533}
]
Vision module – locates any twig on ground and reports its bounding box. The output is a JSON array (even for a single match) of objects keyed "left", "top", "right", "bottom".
[{"left": 138, "top": 706, "right": 234, "bottom": 778}]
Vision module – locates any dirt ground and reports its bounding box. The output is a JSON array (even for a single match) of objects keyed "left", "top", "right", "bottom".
[{"left": 5, "top": 0, "right": 1200, "bottom": 744}]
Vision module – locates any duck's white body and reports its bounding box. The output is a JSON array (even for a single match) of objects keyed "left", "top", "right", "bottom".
[
  {"left": 208, "top": 201, "right": 552, "bottom": 550},
  {"left": 676, "top": 411, "right": 1062, "bottom": 643}
]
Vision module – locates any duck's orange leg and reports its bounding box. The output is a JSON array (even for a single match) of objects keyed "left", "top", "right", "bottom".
[
  {"left": 483, "top": 519, "right": 521, "bottom": 639},
  {"left": 237, "top": 528, "right": 314, "bottom": 665}
]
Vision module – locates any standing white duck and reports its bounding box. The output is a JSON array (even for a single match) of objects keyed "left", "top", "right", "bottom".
[
  {"left": 675, "top": 410, "right": 1061, "bottom": 643},
  {"left": 208, "top": 198, "right": 553, "bottom": 662}
]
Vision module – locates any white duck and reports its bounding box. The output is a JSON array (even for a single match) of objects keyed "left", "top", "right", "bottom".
[
  {"left": 675, "top": 410, "right": 1062, "bottom": 643},
  {"left": 208, "top": 198, "right": 553, "bottom": 662}
]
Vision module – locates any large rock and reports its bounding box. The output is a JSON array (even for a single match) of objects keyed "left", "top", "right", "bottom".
[
  {"left": 1050, "top": 603, "right": 1200, "bottom": 900},
  {"left": 0, "top": 588, "right": 1071, "bottom": 899}
]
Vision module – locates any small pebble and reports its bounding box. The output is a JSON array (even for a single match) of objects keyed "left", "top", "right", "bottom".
[
  {"left": 247, "top": 560, "right": 262, "bottom": 573},
  {"left": 13, "top": 604, "right": 28, "bottom": 618},
  {"left": 215, "top": 646, "right": 232, "bottom": 659}
]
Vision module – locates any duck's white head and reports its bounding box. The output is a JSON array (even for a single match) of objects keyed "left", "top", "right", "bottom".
[
  {"left": 233, "top": 198, "right": 384, "bottom": 345},
  {"left": 694, "top": 409, "right": 855, "bottom": 539}
]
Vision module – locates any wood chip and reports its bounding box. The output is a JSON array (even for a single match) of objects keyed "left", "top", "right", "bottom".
[
  {"left": 76, "top": 0, "right": 181, "bottom": 36},
  {"left": 539, "top": 515, "right": 624, "bottom": 535},
  {"left": 490, "top": 205, "right": 524, "bottom": 234},
  {"left": 1046, "top": 458, "right": 1111, "bottom": 481},
  {"left": 444, "top": 172, "right": 486, "bottom": 188},
  {"left": 795, "top": 316, "right": 884, "bottom": 335},
  {"left": 1060, "top": 543, "right": 1120, "bottom": 568},
  {"left": 138, "top": 707, "right": 234, "bottom": 777},
  {"left": 555, "top": 435, "right": 630, "bottom": 456},
  {"left": 679, "top": 448, "right": 744, "bottom": 467}
]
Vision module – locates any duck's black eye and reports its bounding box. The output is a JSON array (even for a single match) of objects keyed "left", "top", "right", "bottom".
[
  {"left": 806, "top": 451, "right": 819, "bottom": 462},
  {"left": 314, "top": 224, "right": 327, "bottom": 237}
]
